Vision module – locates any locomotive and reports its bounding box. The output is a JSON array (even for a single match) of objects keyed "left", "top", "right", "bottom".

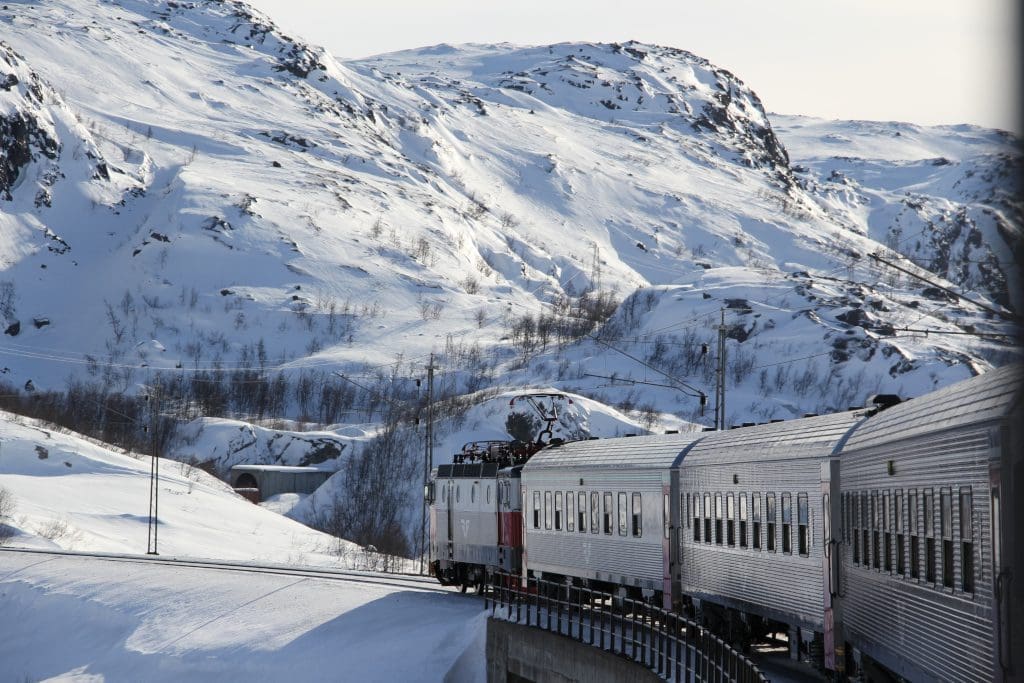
[{"left": 427, "top": 364, "right": 1023, "bottom": 680}]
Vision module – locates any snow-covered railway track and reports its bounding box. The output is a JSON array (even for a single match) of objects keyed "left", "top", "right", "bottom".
[{"left": 0, "top": 547, "right": 453, "bottom": 594}]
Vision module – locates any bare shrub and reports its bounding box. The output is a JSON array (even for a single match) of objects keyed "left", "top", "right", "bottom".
[{"left": 0, "top": 486, "right": 16, "bottom": 545}]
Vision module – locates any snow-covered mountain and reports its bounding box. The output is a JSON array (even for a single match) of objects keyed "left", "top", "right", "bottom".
[{"left": 0, "top": 0, "right": 1020, "bottom": 435}]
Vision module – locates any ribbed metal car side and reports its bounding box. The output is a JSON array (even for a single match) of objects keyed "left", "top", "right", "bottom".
[
  {"left": 676, "top": 411, "right": 865, "bottom": 668},
  {"left": 522, "top": 434, "right": 702, "bottom": 608},
  {"left": 838, "top": 364, "right": 1023, "bottom": 682}
]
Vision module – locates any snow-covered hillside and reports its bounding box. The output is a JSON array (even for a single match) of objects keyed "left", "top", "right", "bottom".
[
  {"left": 0, "top": 0, "right": 1019, "bottom": 428},
  {"left": 0, "top": 409, "right": 360, "bottom": 564}
]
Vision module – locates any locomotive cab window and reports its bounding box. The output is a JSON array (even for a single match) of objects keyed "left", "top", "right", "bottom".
[
  {"left": 726, "top": 493, "right": 736, "bottom": 547},
  {"left": 566, "top": 490, "right": 575, "bottom": 532},
  {"left": 739, "top": 493, "right": 748, "bottom": 548},
  {"left": 752, "top": 492, "right": 761, "bottom": 550},
  {"left": 960, "top": 487, "right": 973, "bottom": 593},
  {"left": 797, "top": 493, "right": 809, "bottom": 556},
  {"left": 766, "top": 493, "right": 776, "bottom": 552},
  {"left": 632, "top": 492, "right": 642, "bottom": 537}
]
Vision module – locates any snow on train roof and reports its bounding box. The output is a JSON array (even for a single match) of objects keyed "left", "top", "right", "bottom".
[
  {"left": 681, "top": 410, "right": 865, "bottom": 465},
  {"left": 524, "top": 432, "right": 702, "bottom": 470},
  {"left": 842, "top": 363, "right": 1023, "bottom": 452}
]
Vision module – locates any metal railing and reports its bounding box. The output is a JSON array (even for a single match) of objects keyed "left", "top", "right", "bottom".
[{"left": 483, "top": 572, "right": 767, "bottom": 683}]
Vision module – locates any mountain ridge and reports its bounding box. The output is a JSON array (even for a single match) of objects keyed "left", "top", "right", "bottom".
[{"left": 0, "top": 0, "right": 1019, "bottom": 431}]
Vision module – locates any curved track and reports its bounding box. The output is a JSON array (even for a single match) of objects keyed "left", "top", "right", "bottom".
[{"left": 0, "top": 547, "right": 454, "bottom": 594}]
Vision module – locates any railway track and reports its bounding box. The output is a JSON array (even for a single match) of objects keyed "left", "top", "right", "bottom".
[{"left": 0, "top": 547, "right": 455, "bottom": 594}]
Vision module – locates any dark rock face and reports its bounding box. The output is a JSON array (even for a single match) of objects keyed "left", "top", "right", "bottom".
[{"left": 0, "top": 44, "right": 61, "bottom": 200}]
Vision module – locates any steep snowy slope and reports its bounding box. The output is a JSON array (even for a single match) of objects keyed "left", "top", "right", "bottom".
[{"left": 0, "top": 0, "right": 1018, "bottom": 428}]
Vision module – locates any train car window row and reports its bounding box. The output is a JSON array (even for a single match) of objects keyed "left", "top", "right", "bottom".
[
  {"left": 687, "top": 490, "right": 809, "bottom": 557},
  {"left": 843, "top": 486, "right": 975, "bottom": 596},
  {"left": 530, "top": 489, "right": 644, "bottom": 538}
]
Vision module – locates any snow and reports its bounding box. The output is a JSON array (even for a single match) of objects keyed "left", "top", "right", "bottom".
[
  {"left": 0, "top": 550, "right": 485, "bottom": 682},
  {"left": 0, "top": 413, "right": 487, "bottom": 680}
]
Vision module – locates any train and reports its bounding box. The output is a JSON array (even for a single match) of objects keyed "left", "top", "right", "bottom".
[{"left": 426, "top": 364, "right": 1023, "bottom": 681}]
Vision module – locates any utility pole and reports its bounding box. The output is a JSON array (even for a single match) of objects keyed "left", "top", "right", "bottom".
[
  {"left": 146, "top": 387, "right": 161, "bottom": 555},
  {"left": 419, "top": 354, "right": 435, "bottom": 575},
  {"left": 715, "top": 309, "right": 727, "bottom": 431}
]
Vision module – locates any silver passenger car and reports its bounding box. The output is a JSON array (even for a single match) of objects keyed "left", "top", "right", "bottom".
[
  {"left": 522, "top": 433, "right": 701, "bottom": 608},
  {"left": 676, "top": 411, "right": 865, "bottom": 666},
  {"left": 838, "top": 364, "right": 1023, "bottom": 681}
]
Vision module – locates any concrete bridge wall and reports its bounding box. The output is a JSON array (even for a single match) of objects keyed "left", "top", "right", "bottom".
[{"left": 485, "top": 617, "right": 661, "bottom": 683}]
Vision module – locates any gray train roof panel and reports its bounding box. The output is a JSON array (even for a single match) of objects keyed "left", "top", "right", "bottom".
[
  {"left": 682, "top": 411, "right": 865, "bottom": 465},
  {"left": 842, "top": 363, "right": 1023, "bottom": 451},
  {"left": 524, "top": 433, "right": 703, "bottom": 470}
]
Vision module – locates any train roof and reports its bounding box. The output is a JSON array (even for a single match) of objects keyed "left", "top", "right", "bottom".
[
  {"left": 681, "top": 410, "right": 866, "bottom": 465},
  {"left": 524, "top": 432, "right": 702, "bottom": 470},
  {"left": 842, "top": 363, "right": 1024, "bottom": 452}
]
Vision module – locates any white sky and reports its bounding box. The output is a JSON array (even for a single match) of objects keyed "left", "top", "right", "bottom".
[{"left": 245, "top": 0, "right": 1019, "bottom": 133}]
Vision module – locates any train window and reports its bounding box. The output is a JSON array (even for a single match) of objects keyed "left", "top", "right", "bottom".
[
  {"left": 752, "top": 492, "right": 761, "bottom": 550},
  {"left": 617, "top": 492, "right": 628, "bottom": 536},
  {"left": 852, "top": 493, "right": 860, "bottom": 564},
  {"left": 591, "top": 492, "right": 600, "bottom": 533},
  {"left": 908, "top": 489, "right": 920, "bottom": 579},
  {"left": 533, "top": 491, "right": 541, "bottom": 529},
  {"left": 704, "top": 493, "right": 712, "bottom": 544},
  {"left": 567, "top": 491, "right": 575, "bottom": 532},
  {"left": 941, "top": 489, "right": 953, "bottom": 588},
  {"left": 924, "top": 489, "right": 936, "bottom": 583},
  {"left": 603, "top": 492, "right": 614, "bottom": 535},
  {"left": 841, "top": 493, "right": 848, "bottom": 544},
  {"left": 861, "top": 491, "right": 870, "bottom": 569},
  {"left": 726, "top": 494, "right": 736, "bottom": 547},
  {"left": 739, "top": 494, "right": 748, "bottom": 549},
  {"left": 692, "top": 493, "right": 700, "bottom": 541},
  {"left": 487, "top": 485, "right": 492, "bottom": 505},
  {"left": 544, "top": 491, "right": 553, "bottom": 530},
  {"left": 685, "top": 493, "right": 690, "bottom": 529},
  {"left": 883, "top": 491, "right": 892, "bottom": 572},
  {"left": 471, "top": 483, "right": 477, "bottom": 504},
  {"left": 456, "top": 484, "right": 462, "bottom": 504},
  {"left": 960, "top": 488, "right": 973, "bottom": 593},
  {"left": 781, "top": 493, "right": 792, "bottom": 555},
  {"left": 871, "top": 491, "right": 881, "bottom": 570},
  {"left": 632, "top": 493, "right": 642, "bottom": 537},
  {"left": 554, "top": 491, "right": 563, "bottom": 531},
  {"left": 714, "top": 493, "right": 724, "bottom": 545},
  {"left": 766, "top": 493, "right": 776, "bottom": 552},
  {"left": 797, "top": 493, "right": 809, "bottom": 556},
  {"left": 579, "top": 492, "right": 587, "bottom": 533},
  {"left": 663, "top": 494, "right": 669, "bottom": 540},
  {"left": 895, "top": 490, "right": 906, "bottom": 576}
]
